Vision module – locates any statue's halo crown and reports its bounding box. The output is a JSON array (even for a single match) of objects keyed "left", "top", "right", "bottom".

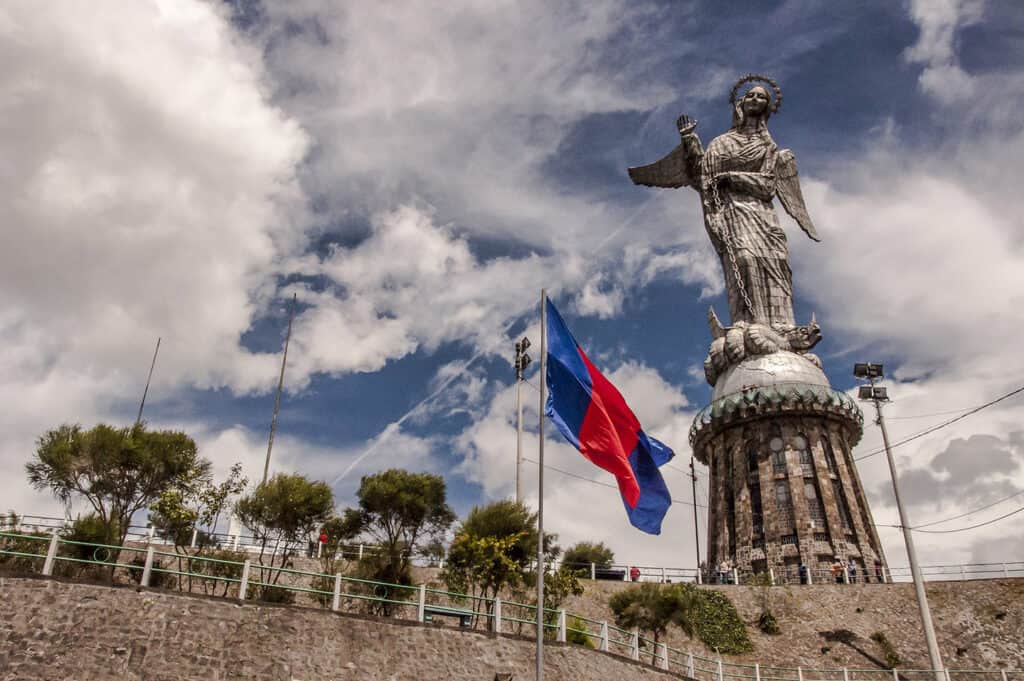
[{"left": 729, "top": 74, "right": 783, "bottom": 113}]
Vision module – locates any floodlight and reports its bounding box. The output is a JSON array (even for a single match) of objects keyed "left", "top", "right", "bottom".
[
  {"left": 853, "top": 363, "right": 884, "bottom": 379},
  {"left": 858, "top": 385, "right": 889, "bottom": 401}
]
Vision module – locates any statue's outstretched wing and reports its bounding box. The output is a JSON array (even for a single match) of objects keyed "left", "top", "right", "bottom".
[
  {"left": 628, "top": 142, "right": 692, "bottom": 189},
  {"left": 775, "top": 149, "right": 820, "bottom": 242}
]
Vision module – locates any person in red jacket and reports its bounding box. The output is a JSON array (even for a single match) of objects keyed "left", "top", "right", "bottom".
[{"left": 629, "top": 566, "right": 641, "bottom": 582}]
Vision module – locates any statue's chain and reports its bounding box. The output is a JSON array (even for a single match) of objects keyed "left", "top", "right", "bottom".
[{"left": 707, "top": 179, "right": 754, "bottom": 318}]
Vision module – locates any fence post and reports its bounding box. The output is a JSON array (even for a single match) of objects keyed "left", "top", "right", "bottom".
[
  {"left": 661, "top": 566, "right": 667, "bottom": 583},
  {"left": 843, "top": 567, "right": 850, "bottom": 584},
  {"left": 732, "top": 567, "right": 739, "bottom": 585},
  {"left": 358, "top": 544, "right": 364, "bottom": 560},
  {"left": 892, "top": 669, "right": 898, "bottom": 681},
  {"left": 317, "top": 541, "right": 322, "bottom": 559},
  {"left": 755, "top": 663, "right": 761, "bottom": 681},
  {"left": 657, "top": 643, "right": 669, "bottom": 670},
  {"left": 591, "top": 562, "right": 596, "bottom": 580},
  {"left": 697, "top": 567, "right": 702, "bottom": 584},
  {"left": 147, "top": 524, "right": 155, "bottom": 541},
  {"left": 1003, "top": 563, "right": 1008, "bottom": 578},
  {"left": 630, "top": 627, "right": 639, "bottom": 661},
  {"left": 624, "top": 566, "right": 630, "bottom": 582},
  {"left": 41, "top": 531, "right": 59, "bottom": 576},
  {"left": 843, "top": 667, "right": 849, "bottom": 681},
  {"left": 688, "top": 652, "right": 695, "bottom": 678},
  {"left": 769, "top": 568, "right": 775, "bottom": 586},
  {"left": 717, "top": 658, "right": 724, "bottom": 681},
  {"left": 331, "top": 573, "right": 342, "bottom": 611},
  {"left": 959, "top": 565, "right": 966, "bottom": 581},
  {"left": 237, "top": 561, "right": 251, "bottom": 598},
  {"left": 557, "top": 609, "right": 566, "bottom": 643},
  {"left": 599, "top": 621, "right": 609, "bottom": 652},
  {"left": 232, "top": 534, "right": 239, "bottom": 551},
  {"left": 1000, "top": 670, "right": 1008, "bottom": 681},
  {"left": 807, "top": 567, "right": 813, "bottom": 585},
  {"left": 189, "top": 527, "right": 198, "bottom": 549},
  {"left": 493, "top": 597, "right": 502, "bottom": 634},
  {"left": 944, "top": 669, "right": 951, "bottom": 681},
  {"left": 141, "top": 545, "right": 155, "bottom": 587},
  {"left": 417, "top": 584, "right": 426, "bottom": 622},
  {"left": 798, "top": 667, "right": 804, "bottom": 681}
]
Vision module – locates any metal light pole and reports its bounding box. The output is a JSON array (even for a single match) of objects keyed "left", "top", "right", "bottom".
[
  {"left": 855, "top": 363, "right": 944, "bottom": 681},
  {"left": 514, "top": 337, "right": 532, "bottom": 504},
  {"left": 690, "top": 457, "right": 702, "bottom": 578}
]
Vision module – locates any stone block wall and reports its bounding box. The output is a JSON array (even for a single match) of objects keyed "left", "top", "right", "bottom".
[{"left": 0, "top": 576, "right": 675, "bottom": 681}]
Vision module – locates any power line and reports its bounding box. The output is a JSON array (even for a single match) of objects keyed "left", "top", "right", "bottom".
[
  {"left": 887, "top": 407, "right": 977, "bottom": 421},
  {"left": 910, "top": 505, "right": 1024, "bottom": 534},
  {"left": 912, "top": 489, "right": 1024, "bottom": 529},
  {"left": 854, "top": 384, "right": 1024, "bottom": 462},
  {"left": 522, "top": 456, "right": 706, "bottom": 509}
]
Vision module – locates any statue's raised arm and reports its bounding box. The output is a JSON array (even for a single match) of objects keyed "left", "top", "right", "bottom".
[
  {"left": 627, "top": 74, "right": 823, "bottom": 385},
  {"left": 627, "top": 115, "right": 703, "bottom": 190}
]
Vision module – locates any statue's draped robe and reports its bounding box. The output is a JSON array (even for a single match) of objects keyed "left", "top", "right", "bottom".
[{"left": 699, "top": 129, "right": 795, "bottom": 327}]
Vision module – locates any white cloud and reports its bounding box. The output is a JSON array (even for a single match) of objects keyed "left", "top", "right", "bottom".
[{"left": 904, "top": 0, "right": 984, "bottom": 103}]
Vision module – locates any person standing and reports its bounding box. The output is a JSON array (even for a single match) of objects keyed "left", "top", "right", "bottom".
[
  {"left": 831, "top": 557, "right": 844, "bottom": 584},
  {"left": 847, "top": 558, "right": 857, "bottom": 584}
]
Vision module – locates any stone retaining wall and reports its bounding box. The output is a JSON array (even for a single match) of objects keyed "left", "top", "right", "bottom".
[{"left": 0, "top": 575, "right": 674, "bottom": 681}]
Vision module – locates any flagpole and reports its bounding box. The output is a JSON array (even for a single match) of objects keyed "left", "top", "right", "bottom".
[
  {"left": 536, "top": 289, "right": 547, "bottom": 681},
  {"left": 263, "top": 293, "right": 297, "bottom": 485},
  {"left": 135, "top": 336, "right": 161, "bottom": 427}
]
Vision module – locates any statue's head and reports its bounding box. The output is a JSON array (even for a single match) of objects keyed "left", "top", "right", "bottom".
[{"left": 729, "top": 74, "right": 782, "bottom": 129}]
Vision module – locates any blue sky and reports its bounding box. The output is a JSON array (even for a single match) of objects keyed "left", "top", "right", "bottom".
[{"left": 3, "top": 0, "right": 1023, "bottom": 569}]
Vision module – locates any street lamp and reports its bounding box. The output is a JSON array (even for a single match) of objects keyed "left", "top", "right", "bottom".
[
  {"left": 855, "top": 362, "right": 944, "bottom": 681},
  {"left": 514, "top": 337, "right": 532, "bottom": 504}
]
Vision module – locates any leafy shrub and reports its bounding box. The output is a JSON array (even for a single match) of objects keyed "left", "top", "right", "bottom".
[
  {"left": 0, "top": 531, "right": 49, "bottom": 572},
  {"left": 692, "top": 588, "right": 752, "bottom": 654},
  {"left": 757, "top": 610, "right": 780, "bottom": 635},
  {"left": 870, "top": 631, "right": 901, "bottom": 668},
  {"left": 566, "top": 616, "right": 596, "bottom": 648}
]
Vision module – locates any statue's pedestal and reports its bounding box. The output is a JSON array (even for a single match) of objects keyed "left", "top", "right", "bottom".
[{"left": 690, "top": 353, "right": 887, "bottom": 582}]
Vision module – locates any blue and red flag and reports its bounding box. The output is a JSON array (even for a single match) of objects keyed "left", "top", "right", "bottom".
[{"left": 544, "top": 298, "right": 673, "bottom": 534}]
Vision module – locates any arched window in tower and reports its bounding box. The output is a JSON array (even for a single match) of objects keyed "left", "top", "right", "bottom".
[
  {"left": 770, "top": 434, "right": 787, "bottom": 475},
  {"left": 774, "top": 480, "right": 795, "bottom": 534},
  {"left": 724, "top": 445, "right": 737, "bottom": 558},
  {"left": 796, "top": 433, "right": 829, "bottom": 534},
  {"left": 795, "top": 434, "right": 813, "bottom": 476},
  {"left": 831, "top": 478, "right": 855, "bottom": 535},
  {"left": 747, "top": 442, "right": 764, "bottom": 540},
  {"left": 821, "top": 435, "right": 839, "bottom": 475}
]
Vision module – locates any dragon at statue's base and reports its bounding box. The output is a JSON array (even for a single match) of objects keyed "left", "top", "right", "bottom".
[{"left": 703, "top": 307, "right": 823, "bottom": 386}]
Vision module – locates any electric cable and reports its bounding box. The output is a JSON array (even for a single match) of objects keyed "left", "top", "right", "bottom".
[
  {"left": 522, "top": 456, "right": 706, "bottom": 508},
  {"left": 909, "top": 505, "right": 1024, "bottom": 534},
  {"left": 854, "top": 384, "right": 1024, "bottom": 462},
  {"left": 911, "top": 489, "right": 1024, "bottom": 529}
]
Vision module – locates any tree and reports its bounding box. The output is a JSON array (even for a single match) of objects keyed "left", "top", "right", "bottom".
[
  {"left": 561, "top": 541, "right": 615, "bottom": 571},
  {"left": 341, "top": 469, "right": 456, "bottom": 587},
  {"left": 235, "top": 473, "right": 334, "bottom": 600},
  {"left": 441, "top": 500, "right": 559, "bottom": 628},
  {"left": 148, "top": 463, "right": 248, "bottom": 593},
  {"left": 609, "top": 584, "right": 679, "bottom": 653},
  {"left": 27, "top": 423, "right": 208, "bottom": 546}
]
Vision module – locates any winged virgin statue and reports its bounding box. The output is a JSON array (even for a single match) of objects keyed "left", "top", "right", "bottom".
[{"left": 629, "top": 75, "right": 818, "bottom": 332}]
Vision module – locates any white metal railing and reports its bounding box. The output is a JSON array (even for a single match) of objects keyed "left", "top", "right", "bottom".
[{"left": 4, "top": 513, "right": 1022, "bottom": 586}]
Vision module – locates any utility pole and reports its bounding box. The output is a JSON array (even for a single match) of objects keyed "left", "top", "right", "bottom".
[
  {"left": 690, "top": 457, "right": 702, "bottom": 577},
  {"left": 514, "top": 337, "right": 532, "bottom": 503},
  {"left": 135, "top": 337, "right": 161, "bottom": 427},
  {"left": 263, "top": 294, "right": 298, "bottom": 485},
  {"left": 855, "top": 363, "right": 944, "bottom": 681}
]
